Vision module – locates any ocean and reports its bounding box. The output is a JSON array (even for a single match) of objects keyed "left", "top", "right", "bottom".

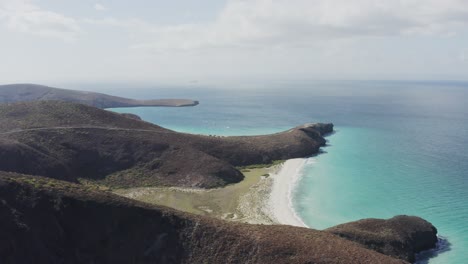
[{"left": 105, "top": 80, "right": 468, "bottom": 263}]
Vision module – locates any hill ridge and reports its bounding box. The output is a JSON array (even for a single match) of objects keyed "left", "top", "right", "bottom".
[
  {"left": 0, "top": 101, "right": 332, "bottom": 188},
  {"left": 0, "top": 83, "right": 199, "bottom": 108}
]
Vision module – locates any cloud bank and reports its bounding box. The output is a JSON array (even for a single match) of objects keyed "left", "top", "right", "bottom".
[
  {"left": 3, "top": 0, "right": 468, "bottom": 47},
  {"left": 0, "top": 0, "right": 81, "bottom": 41},
  {"left": 1, "top": 0, "right": 467, "bottom": 83},
  {"left": 126, "top": 0, "right": 468, "bottom": 51}
]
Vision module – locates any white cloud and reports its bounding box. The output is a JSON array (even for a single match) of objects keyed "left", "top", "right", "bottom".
[
  {"left": 119, "top": 0, "right": 468, "bottom": 51},
  {"left": 94, "top": 3, "right": 106, "bottom": 11},
  {"left": 1, "top": 0, "right": 467, "bottom": 82},
  {"left": 0, "top": 0, "right": 81, "bottom": 41}
]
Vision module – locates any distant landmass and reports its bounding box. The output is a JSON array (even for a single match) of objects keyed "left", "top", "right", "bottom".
[{"left": 0, "top": 84, "right": 199, "bottom": 108}]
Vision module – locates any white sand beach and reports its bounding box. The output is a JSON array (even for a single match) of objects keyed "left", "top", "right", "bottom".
[{"left": 268, "top": 158, "right": 308, "bottom": 227}]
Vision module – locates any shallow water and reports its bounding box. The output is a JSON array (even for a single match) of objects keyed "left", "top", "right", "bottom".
[{"left": 108, "top": 81, "right": 468, "bottom": 263}]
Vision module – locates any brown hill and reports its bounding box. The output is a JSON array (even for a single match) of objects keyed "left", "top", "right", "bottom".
[
  {"left": 0, "top": 83, "right": 198, "bottom": 108},
  {"left": 326, "top": 216, "right": 438, "bottom": 262},
  {"left": 0, "top": 172, "right": 437, "bottom": 264},
  {"left": 0, "top": 101, "right": 332, "bottom": 188}
]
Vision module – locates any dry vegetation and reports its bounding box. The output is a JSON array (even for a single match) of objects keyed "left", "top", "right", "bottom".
[
  {"left": 0, "top": 101, "right": 332, "bottom": 188},
  {"left": 0, "top": 172, "right": 435, "bottom": 264}
]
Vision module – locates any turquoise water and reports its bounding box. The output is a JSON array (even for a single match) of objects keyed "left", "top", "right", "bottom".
[{"left": 107, "top": 81, "right": 468, "bottom": 263}]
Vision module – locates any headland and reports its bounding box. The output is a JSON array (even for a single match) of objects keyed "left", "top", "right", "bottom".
[{"left": 0, "top": 83, "right": 199, "bottom": 108}]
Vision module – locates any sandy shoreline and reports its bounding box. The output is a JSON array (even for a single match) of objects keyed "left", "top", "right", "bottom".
[
  {"left": 268, "top": 158, "right": 308, "bottom": 227},
  {"left": 113, "top": 159, "right": 309, "bottom": 227}
]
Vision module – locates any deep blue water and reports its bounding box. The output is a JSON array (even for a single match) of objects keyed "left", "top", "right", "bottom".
[{"left": 106, "top": 81, "right": 468, "bottom": 263}]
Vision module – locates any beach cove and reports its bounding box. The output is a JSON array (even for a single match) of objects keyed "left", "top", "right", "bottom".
[
  {"left": 114, "top": 159, "right": 310, "bottom": 228},
  {"left": 109, "top": 81, "right": 468, "bottom": 263}
]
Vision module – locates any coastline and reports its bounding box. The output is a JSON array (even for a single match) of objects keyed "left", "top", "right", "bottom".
[{"left": 268, "top": 158, "right": 308, "bottom": 227}]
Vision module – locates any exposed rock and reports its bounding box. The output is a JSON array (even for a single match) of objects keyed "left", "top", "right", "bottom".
[
  {"left": 299, "top": 123, "right": 334, "bottom": 136},
  {"left": 326, "top": 215, "right": 438, "bottom": 262}
]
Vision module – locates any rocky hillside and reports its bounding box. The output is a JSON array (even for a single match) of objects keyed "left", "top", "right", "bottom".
[
  {"left": 0, "top": 172, "right": 437, "bottom": 264},
  {"left": 327, "top": 216, "right": 438, "bottom": 262},
  {"left": 0, "top": 101, "right": 332, "bottom": 188},
  {"left": 0, "top": 84, "right": 198, "bottom": 108}
]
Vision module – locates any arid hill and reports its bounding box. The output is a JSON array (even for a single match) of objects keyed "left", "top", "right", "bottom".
[
  {"left": 0, "top": 172, "right": 437, "bottom": 264},
  {"left": 0, "top": 84, "right": 199, "bottom": 108},
  {"left": 327, "top": 216, "right": 438, "bottom": 262},
  {"left": 0, "top": 101, "right": 332, "bottom": 188}
]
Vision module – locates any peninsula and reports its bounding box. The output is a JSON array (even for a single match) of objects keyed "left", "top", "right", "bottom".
[
  {"left": 0, "top": 100, "right": 439, "bottom": 263},
  {"left": 0, "top": 84, "right": 199, "bottom": 108},
  {"left": 0, "top": 101, "right": 332, "bottom": 188}
]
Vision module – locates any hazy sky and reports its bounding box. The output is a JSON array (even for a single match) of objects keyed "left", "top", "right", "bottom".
[{"left": 1, "top": 0, "right": 467, "bottom": 85}]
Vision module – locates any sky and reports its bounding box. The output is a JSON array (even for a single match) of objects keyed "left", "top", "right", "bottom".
[{"left": 0, "top": 0, "right": 467, "bottom": 86}]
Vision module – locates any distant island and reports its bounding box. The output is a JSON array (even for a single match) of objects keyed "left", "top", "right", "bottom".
[
  {"left": 0, "top": 100, "right": 439, "bottom": 263},
  {"left": 0, "top": 84, "right": 199, "bottom": 108}
]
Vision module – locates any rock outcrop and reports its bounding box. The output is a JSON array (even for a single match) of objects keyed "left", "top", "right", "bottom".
[{"left": 326, "top": 215, "right": 438, "bottom": 262}]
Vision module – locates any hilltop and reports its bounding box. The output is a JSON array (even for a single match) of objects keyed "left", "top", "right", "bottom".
[
  {"left": 0, "top": 84, "right": 199, "bottom": 108},
  {"left": 0, "top": 172, "right": 437, "bottom": 264},
  {"left": 0, "top": 101, "right": 332, "bottom": 188}
]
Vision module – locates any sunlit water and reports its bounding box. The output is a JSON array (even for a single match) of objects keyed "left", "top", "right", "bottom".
[{"left": 107, "top": 81, "right": 468, "bottom": 263}]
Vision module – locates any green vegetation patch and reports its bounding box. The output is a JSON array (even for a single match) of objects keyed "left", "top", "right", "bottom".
[{"left": 236, "top": 160, "right": 285, "bottom": 170}]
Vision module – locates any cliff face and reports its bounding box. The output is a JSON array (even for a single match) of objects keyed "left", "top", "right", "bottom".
[
  {"left": 0, "top": 101, "right": 332, "bottom": 188},
  {"left": 0, "top": 84, "right": 198, "bottom": 108},
  {"left": 0, "top": 173, "right": 424, "bottom": 264},
  {"left": 326, "top": 216, "right": 439, "bottom": 262}
]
